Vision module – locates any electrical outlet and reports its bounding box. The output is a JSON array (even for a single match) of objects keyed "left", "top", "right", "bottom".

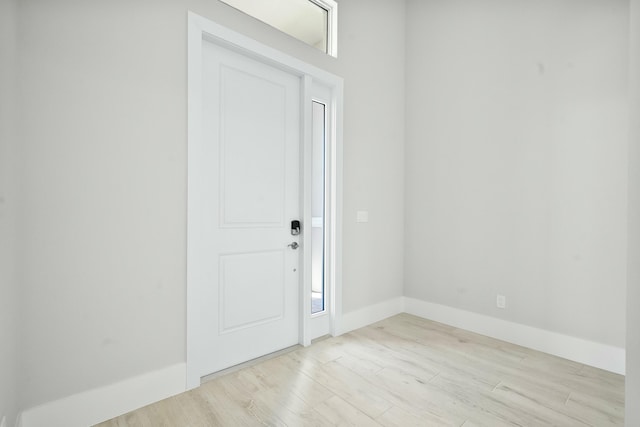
[{"left": 496, "top": 294, "right": 506, "bottom": 309}]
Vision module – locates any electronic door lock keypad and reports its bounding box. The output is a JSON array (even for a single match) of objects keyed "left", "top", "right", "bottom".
[{"left": 291, "top": 220, "right": 301, "bottom": 236}]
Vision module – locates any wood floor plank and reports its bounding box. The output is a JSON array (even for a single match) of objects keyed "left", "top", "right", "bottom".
[
  {"left": 299, "top": 358, "right": 394, "bottom": 418},
  {"left": 368, "top": 366, "right": 468, "bottom": 425},
  {"left": 247, "top": 355, "right": 335, "bottom": 407},
  {"left": 96, "top": 314, "right": 625, "bottom": 426},
  {"left": 375, "top": 405, "right": 457, "bottom": 427},
  {"left": 350, "top": 325, "right": 504, "bottom": 391},
  {"left": 313, "top": 395, "right": 382, "bottom": 426},
  {"left": 564, "top": 391, "right": 625, "bottom": 426}
]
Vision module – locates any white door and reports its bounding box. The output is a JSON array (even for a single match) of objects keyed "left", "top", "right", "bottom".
[{"left": 199, "top": 40, "right": 301, "bottom": 376}]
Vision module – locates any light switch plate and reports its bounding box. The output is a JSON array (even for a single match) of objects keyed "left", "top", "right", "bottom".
[{"left": 356, "top": 210, "right": 369, "bottom": 223}]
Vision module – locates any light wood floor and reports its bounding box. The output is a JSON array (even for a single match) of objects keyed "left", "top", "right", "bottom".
[{"left": 96, "top": 314, "right": 624, "bottom": 426}]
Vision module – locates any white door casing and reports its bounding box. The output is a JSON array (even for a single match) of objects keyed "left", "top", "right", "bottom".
[{"left": 187, "top": 12, "right": 344, "bottom": 389}]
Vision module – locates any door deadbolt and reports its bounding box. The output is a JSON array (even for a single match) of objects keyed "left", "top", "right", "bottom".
[
  {"left": 291, "top": 220, "right": 301, "bottom": 236},
  {"left": 288, "top": 242, "right": 299, "bottom": 250}
]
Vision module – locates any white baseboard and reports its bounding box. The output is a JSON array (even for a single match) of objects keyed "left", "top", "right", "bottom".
[
  {"left": 15, "top": 297, "right": 625, "bottom": 427},
  {"left": 340, "top": 296, "right": 404, "bottom": 334},
  {"left": 404, "top": 297, "right": 625, "bottom": 375},
  {"left": 19, "top": 363, "right": 186, "bottom": 427}
]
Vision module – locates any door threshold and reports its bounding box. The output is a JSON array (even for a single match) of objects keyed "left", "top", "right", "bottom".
[
  {"left": 311, "top": 334, "right": 331, "bottom": 344},
  {"left": 200, "top": 344, "right": 302, "bottom": 385}
]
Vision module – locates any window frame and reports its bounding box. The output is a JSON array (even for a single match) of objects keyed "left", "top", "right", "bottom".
[
  {"left": 220, "top": 0, "right": 338, "bottom": 57},
  {"left": 310, "top": 0, "right": 338, "bottom": 57}
]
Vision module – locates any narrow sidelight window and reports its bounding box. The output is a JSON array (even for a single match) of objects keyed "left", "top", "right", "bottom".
[{"left": 311, "top": 100, "right": 327, "bottom": 314}]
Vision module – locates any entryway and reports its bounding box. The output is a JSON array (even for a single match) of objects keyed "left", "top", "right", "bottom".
[{"left": 186, "top": 13, "right": 343, "bottom": 389}]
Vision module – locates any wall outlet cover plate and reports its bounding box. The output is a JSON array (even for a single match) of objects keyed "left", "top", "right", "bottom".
[{"left": 496, "top": 294, "right": 506, "bottom": 309}]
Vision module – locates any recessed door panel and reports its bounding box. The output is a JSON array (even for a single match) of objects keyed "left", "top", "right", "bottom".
[
  {"left": 220, "top": 66, "right": 286, "bottom": 227},
  {"left": 219, "top": 250, "right": 285, "bottom": 333}
]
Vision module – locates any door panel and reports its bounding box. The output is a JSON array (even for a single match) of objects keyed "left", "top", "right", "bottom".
[
  {"left": 219, "top": 250, "right": 285, "bottom": 333},
  {"left": 219, "top": 65, "right": 287, "bottom": 227},
  {"left": 200, "top": 40, "right": 301, "bottom": 376}
]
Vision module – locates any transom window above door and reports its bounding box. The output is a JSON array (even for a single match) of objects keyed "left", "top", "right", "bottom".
[{"left": 220, "top": 0, "right": 338, "bottom": 56}]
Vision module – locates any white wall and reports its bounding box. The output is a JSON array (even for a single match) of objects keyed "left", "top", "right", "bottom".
[
  {"left": 0, "top": 0, "right": 19, "bottom": 423},
  {"left": 337, "top": 0, "right": 405, "bottom": 311},
  {"left": 404, "top": 0, "right": 629, "bottom": 348},
  {"left": 17, "top": 0, "right": 406, "bottom": 410},
  {"left": 627, "top": 0, "right": 640, "bottom": 424}
]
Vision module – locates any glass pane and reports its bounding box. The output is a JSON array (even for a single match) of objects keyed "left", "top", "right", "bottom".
[
  {"left": 221, "top": 0, "right": 329, "bottom": 53},
  {"left": 311, "top": 101, "right": 326, "bottom": 314}
]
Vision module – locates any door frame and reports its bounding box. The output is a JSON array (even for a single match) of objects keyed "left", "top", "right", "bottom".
[{"left": 186, "top": 12, "right": 344, "bottom": 390}]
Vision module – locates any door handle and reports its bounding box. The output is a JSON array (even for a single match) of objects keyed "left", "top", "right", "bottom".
[{"left": 288, "top": 242, "right": 299, "bottom": 250}]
